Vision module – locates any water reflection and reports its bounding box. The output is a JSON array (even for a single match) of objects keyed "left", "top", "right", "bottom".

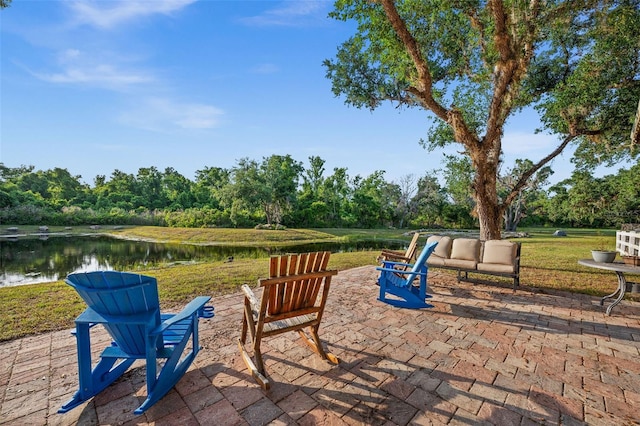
[{"left": 0, "top": 236, "right": 403, "bottom": 287}]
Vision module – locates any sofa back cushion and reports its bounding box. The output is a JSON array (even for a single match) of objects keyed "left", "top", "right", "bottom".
[
  {"left": 450, "top": 238, "right": 481, "bottom": 262},
  {"left": 427, "top": 235, "right": 452, "bottom": 259},
  {"left": 481, "top": 240, "right": 517, "bottom": 265}
]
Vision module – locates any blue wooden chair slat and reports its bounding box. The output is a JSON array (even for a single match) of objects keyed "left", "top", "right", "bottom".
[
  {"left": 377, "top": 241, "right": 438, "bottom": 309},
  {"left": 59, "top": 271, "right": 214, "bottom": 416}
]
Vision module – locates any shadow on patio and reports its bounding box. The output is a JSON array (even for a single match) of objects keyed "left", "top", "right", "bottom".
[{"left": 2, "top": 266, "right": 639, "bottom": 425}]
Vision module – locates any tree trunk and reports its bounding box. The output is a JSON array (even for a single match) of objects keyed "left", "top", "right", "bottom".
[
  {"left": 476, "top": 196, "right": 503, "bottom": 239},
  {"left": 474, "top": 161, "right": 503, "bottom": 240},
  {"left": 503, "top": 206, "right": 515, "bottom": 232},
  {"left": 503, "top": 193, "right": 525, "bottom": 232}
]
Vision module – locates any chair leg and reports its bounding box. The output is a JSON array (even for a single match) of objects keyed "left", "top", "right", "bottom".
[
  {"left": 298, "top": 327, "right": 339, "bottom": 365},
  {"left": 59, "top": 323, "right": 135, "bottom": 414},
  {"left": 135, "top": 317, "right": 202, "bottom": 415},
  {"left": 240, "top": 314, "right": 248, "bottom": 344},
  {"left": 379, "top": 280, "right": 386, "bottom": 301},
  {"left": 237, "top": 338, "right": 270, "bottom": 390},
  {"left": 59, "top": 357, "right": 135, "bottom": 413},
  {"left": 238, "top": 303, "right": 271, "bottom": 390},
  {"left": 252, "top": 339, "right": 266, "bottom": 376}
]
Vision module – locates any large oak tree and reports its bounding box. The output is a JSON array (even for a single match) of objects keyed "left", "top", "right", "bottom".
[{"left": 324, "top": 0, "right": 640, "bottom": 239}]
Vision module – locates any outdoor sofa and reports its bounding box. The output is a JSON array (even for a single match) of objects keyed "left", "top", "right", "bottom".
[{"left": 425, "top": 235, "right": 521, "bottom": 289}]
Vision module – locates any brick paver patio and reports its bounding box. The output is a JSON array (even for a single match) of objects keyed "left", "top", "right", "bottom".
[{"left": 1, "top": 266, "right": 639, "bottom": 425}]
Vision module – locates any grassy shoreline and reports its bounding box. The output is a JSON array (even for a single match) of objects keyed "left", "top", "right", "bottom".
[{"left": 1, "top": 226, "right": 636, "bottom": 342}]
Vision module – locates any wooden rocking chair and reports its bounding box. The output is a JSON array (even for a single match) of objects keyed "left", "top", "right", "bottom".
[
  {"left": 238, "top": 251, "right": 338, "bottom": 390},
  {"left": 377, "top": 232, "right": 421, "bottom": 264}
]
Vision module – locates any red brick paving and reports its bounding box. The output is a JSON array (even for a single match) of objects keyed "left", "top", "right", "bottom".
[{"left": 2, "top": 266, "right": 640, "bottom": 425}]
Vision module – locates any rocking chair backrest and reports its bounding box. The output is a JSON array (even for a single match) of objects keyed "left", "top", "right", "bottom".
[
  {"left": 403, "top": 241, "right": 438, "bottom": 284},
  {"left": 262, "top": 251, "right": 332, "bottom": 317},
  {"left": 65, "top": 271, "right": 162, "bottom": 355},
  {"left": 404, "top": 232, "right": 421, "bottom": 260}
]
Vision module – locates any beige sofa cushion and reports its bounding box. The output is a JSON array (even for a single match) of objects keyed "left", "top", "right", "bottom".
[
  {"left": 426, "top": 235, "right": 452, "bottom": 259},
  {"left": 426, "top": 255, "right": 446, "bottom": 266},
  {"left": 444, "top": 258, "right": 477, "bottom": 269},
  {"left": 450, "top": 238, "right": 481, "bottom": 262},
  {"left": 477, "top": 262, "right": 515, "bottom": 274},
  {"left": 481, "top": 240, "right": 517, "bottom": 266}
]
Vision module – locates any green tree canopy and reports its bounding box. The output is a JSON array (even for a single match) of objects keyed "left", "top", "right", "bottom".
[
  {"left": 229, "top": 155, "right": 303, "bottom": 226},
  {"left": 325, "top": 0, "right": 640, "bottom": 239}
]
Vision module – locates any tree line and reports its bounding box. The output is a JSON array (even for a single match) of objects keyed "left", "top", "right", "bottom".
[{"left": 0, "top": 157, "right": 638, "bottom": 230}]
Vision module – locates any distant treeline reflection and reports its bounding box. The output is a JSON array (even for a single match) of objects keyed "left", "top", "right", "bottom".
[{"left": 0, "top": 236, "right": 403, "bottom": 287}]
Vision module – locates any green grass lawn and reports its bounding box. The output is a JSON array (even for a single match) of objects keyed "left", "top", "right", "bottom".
[{"left": 0, "top": 226, "right": 635, "bottom": 342}]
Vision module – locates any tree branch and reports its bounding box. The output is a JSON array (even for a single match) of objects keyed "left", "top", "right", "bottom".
[
  {"left": 378, "top": 0, "right": 448, "bottom": 120},
  {"left": 379, "top": 0, "right": 479, "bottom": 146},
  {"left": 501, "top": 133, "right": 576, "bottom": 208},
  {"left": 485, "top": 0, "right": 540, "bottom": 145}
]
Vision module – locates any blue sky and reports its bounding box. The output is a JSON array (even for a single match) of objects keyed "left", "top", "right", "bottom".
[{"left": 0, "top": 0, "right": 622, "bottom": 187}]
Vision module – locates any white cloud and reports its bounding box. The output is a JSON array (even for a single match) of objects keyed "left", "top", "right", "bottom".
[
  {"left": 120, "top": 98, "right": 224, "bottom": 131},
  {"left": 251, "top": 63, "right": 279, "bottom": 74},
  {"left": 67, "top": 0, "right": 196, "bottom": 29},
  {"left": 35, "top": 64, "right": 152, "bottom": 87},
  {"left": 29, "top": 49, "right": 154, "bottom": 90},
  {"left": 61, "top": 49, "right": 81, "bottom": 60},
  {"left": 239, "top": 1, "right": 328, "bottom": 27}
]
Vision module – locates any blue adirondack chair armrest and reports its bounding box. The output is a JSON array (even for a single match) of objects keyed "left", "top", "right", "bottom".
[
  {"left": 376, "top": 266, "right": 428, "bottom": 276},
  {"left": 75, "top": 306, "right": 159, "bottom": 326},
  {"left": 151, "top": 296, "right": 212, "bottom": 337},
  {"left": 70, "top": 322, "right": 102, "bottom": 336}
]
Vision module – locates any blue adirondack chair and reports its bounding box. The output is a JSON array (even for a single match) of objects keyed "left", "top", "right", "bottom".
[
  {"left": 377, "top": 241, "right": 438, "bottom": 309},
  {"left": 58, "top": 271, "right": 214, "bottom": 415}
]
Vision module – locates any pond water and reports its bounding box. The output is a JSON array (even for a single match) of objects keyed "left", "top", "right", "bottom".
[{"left": 0, "top": 235, "right": 404, "bottom": 287}]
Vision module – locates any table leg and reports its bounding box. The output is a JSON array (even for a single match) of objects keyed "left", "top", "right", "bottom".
[
  {"left": 604, "top": 272, "right": 627, "bottom": 315},
  {"left": 600, "top": 275, "right": 622, "bottom": 305}
]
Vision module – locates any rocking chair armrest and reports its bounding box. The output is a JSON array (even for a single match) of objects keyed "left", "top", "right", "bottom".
[
  {"left": 151, "top": 296, "right": 212, "bottom": 336},
  {"left": 70, "top": 321, "right": 103, "bottom": 336},
  {"left": 259, "top": 269, "right": 338, "bottom": 286},
  {"left": 376, "top": 266, "right": 428, "bottom": 277},
  {"left": 75, "top": 307, "right": 157, "bottom": 326},
  {"left": 379, "top": 250, "right": 411, "bottom": 260},
  {"left": 379, "top": 260, "right": 416, "bottom": 268},
  {"left": 380, "top": 249, "right": 402, "bottom": 254},
  {"left": 379, "top": 249, "right": 403, "bottom": 257},
  {"left": 241, "top": 284, "right": 260, "bottom": 314}
]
